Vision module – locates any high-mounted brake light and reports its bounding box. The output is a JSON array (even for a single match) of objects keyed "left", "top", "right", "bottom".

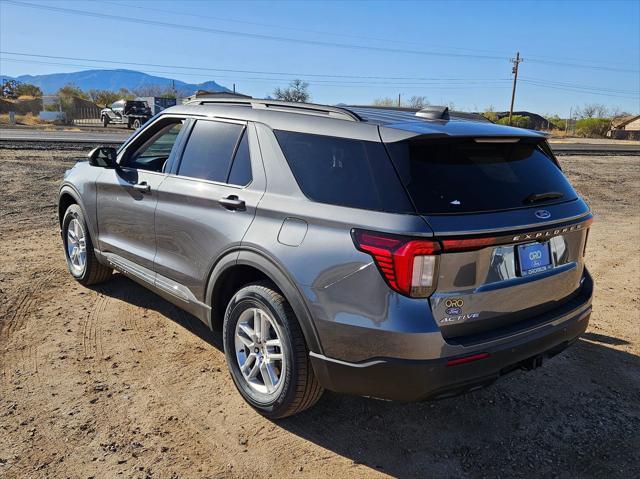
[{"left": 352, "top": 229, "right": 440, "bottom": 298}]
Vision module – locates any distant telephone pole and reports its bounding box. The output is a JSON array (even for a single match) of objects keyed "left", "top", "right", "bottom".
[
  {"left": 508, "top": 52, "right": 523, "bottom": 125},
  {"left": 398, "top": 93, "right": 401, "bottom": 107}
]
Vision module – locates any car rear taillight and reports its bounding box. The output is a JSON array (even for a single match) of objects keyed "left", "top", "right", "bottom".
[
  {"left": 582, "top": 218, "right": 593, "bottom": 257},
  {"left": 441, "top": 236, "right": 496, "bottom": 252},
  {"left": 583, "top": 228, "right": 590, "bottom": 257},
  {"left": 352, "top": 229, "right": 440, "bottom": 298}
]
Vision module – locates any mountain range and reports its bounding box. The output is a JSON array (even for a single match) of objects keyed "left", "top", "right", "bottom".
[{"left": 1, "top": 69, "right": 230, "bottom": 96}]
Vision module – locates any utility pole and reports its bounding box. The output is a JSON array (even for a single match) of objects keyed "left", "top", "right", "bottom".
[
  {"left": 398, "top": 93, "right": 401, "bottom": 107},
  {"left": 508, "top": 51, "right": 522, "bottom": 125}
]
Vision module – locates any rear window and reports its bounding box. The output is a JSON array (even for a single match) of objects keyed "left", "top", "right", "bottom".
[
  {"left": 274, "top": 131, "right": 412, "bottom": 213},
  {"left": 386, "top": 138, "right": 578, "bottom": 214}
]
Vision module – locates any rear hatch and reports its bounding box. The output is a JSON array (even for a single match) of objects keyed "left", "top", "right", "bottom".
[{"left": 384, "top": 135, "right": 592, "bottom": 342}]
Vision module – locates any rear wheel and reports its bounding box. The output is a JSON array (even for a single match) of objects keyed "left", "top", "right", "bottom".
[
  {"left": 223, "top": 282, "right": 323, "bottom": 418},
  {"left": 132, "top": 118, "right": 141, "bottom": 129},
  {"left": 62, "top": 204, "right": 112, "bottom": 286}
]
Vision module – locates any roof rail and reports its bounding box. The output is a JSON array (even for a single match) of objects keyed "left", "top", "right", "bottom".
[{"left": 184, "top": 98, "right": 361, "bottom": 122}]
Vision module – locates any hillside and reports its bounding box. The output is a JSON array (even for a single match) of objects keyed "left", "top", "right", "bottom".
[{"left": 5, "top": 69, "right": 230, "bottom": 96}]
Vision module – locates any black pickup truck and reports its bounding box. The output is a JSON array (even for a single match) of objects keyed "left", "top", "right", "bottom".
[{"left": 100, "top": 100, "right": 151, "bottom": 129}]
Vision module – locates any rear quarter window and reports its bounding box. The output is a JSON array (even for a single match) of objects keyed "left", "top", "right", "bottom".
[{"left": 274, "top": 130, "right": 412, "bottom": 213}]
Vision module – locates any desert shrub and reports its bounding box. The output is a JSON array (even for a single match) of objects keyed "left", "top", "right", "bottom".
[
  {"left": 575, "top": 118, "right": 611, "bottom": 138},
  {"left": 482, "top": 110, "right": 498, "bottom": 122},
  {"left": 497, "top": 115, "right": 530, "bottom": 128}
]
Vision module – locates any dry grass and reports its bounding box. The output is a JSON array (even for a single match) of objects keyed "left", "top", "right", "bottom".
[{"left": 0, "top": 112, "right": 48, "bottom": 126}]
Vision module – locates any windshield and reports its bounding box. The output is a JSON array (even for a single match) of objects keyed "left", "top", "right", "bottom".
[{"left": 385, "top": 138, "right": 578, "bottom": 215}]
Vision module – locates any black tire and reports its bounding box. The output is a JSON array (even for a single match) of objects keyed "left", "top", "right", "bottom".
[
  {"left": 132, "top": 118, "right": 141, "bottom": 129},
  {"left": 223, "top": 282, "right": 323, "bottom": 418},
  {"left": 62, "top": 204, "right": 112, "bottom": 286},
  {"left": 102, "top": 115, "right": 109, "bottom": 128}
]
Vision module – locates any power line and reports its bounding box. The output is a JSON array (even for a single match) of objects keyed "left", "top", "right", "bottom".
[
  {"left": 2, "top": 1, "right": 509, "bottom": 62},
  {"left": 0, "top": 50, "right": 509, "bottom": 83},
  {"left": 4, "top": 0, "right": 639, "bottom": 74},
  {"left": 521, "top": 77, "right": 640, "bottom": 95},
  {"left": 2, "top": 55, "right": 636, "bottom": 99},
  {"left": 520, "top": 80, "right": 639, "bottom": 99},
  {"left": 105, "top": 0, "right": 636, "bottom": 70},
  {"left": 0, "top": 57, "right": 513, "bottom": 88}
]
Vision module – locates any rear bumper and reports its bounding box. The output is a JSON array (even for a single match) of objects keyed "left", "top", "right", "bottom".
[{"left": 310, "top": 270, "right": 593, "bottom": 401}]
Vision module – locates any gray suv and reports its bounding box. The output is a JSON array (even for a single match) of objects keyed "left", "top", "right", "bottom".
[{"left": 58, "top": 100, "right": 593, "bottom": 418}]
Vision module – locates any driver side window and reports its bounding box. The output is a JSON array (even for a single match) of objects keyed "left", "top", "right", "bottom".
[{"left": 122, "top": 119, "right": 184, "bottom": 172}]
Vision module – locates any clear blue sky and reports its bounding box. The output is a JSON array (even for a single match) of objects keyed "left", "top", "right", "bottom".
[{"left": 1, "top": 0, "right": 639, "bottom": 115}]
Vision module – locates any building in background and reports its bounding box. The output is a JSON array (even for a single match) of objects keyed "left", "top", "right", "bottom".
[{"left": 607, "top": 115, "right": 640, "bottom": 140}]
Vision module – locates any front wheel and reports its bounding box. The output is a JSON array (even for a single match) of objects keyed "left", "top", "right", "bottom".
[
  {"left": 223, "top": 282, "right": 323, "bottom": 418},
  {"left": 62, "top": 204, "right": 112, "bottom": 285},
  {"left": 102, "top": 115, "right": 109, "bottom": 128}
]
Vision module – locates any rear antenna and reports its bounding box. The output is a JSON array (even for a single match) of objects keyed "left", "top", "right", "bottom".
[{"left": 416, "top": 105, "right": 450, "bottom": 120}]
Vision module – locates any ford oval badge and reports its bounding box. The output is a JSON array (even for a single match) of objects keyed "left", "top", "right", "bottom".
[{"left": 535, "top": 209, "right": 551, "bottom": 219}]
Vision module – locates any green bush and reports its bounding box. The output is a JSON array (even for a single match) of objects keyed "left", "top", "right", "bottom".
[
  {"left": 575, "top": 118, "right": 610, "bottom": 138},
  {"left": 482, "top": 111, "right": 498, "bottom": 122},
  {"left": 497, "top": 115, "right": 530, "bottom": 128}
]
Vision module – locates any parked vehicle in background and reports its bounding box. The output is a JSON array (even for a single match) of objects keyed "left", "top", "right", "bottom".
[
  {"left": 135, "top": 96, "right": 178, "bottom": 116},
  {"left": 101, "top": 99, "right": 151, "bottom": 129},
  {"left": 59, "top": 100, "right": 593, "bottom": 418}
]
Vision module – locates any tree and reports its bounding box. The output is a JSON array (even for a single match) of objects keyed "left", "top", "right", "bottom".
[
  {"left": 482, "top": 106, "right": 498, "bottom": 122},
  {"left": 407, "top": 95, "right": 429, "bottom": 109},
  {"left": 372, "top": 97, "right": 396, "bottom": 107},
  {"left": 87, "top": 89, "right": 120, "bottom": 107},
  {"left": 578, "top": 103, "right": 609, "bottom": 119},
  {"left": 132, "top": 85, "right": 177, "bottom": 99},
  {"left": 2, "top": 79, "right": 42, "bottom": 99},
  {"left": 575, "top": 118, "right": 611, "bottom": 138},
  {"left": 15, "top": 82, "right": 42, "bottom": 98},
  {"left": 545, "top": 115, "right": 566, "bottom": 131},
  {"left": 497, "top": 115, "right": 530, "bottom": 128},
  {"left": 117, "top": 88, "right": 135, "bottom": 100},
  {"left": 273, "top": 79, "right": 310, "bottom": 102},
  {"left": 57, "top": 84, "right": 88, "bottom": 99}
]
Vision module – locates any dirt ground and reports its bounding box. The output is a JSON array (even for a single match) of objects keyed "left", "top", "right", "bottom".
[{"left": 0, "top": 147, "right": 638, "bottom": 479}]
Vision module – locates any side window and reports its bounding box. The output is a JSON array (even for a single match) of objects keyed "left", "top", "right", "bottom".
[
  {"left": 228, "top": 132, "right": 252, "bottom": 186},
  {"left": 178, "top": 120, "right": 243, "bottom": 183},
  {"left": 274, "top": 130, "right": 413, "bottom": 213},
  {"left": 122, "top": 119, "right": 184, "bottom": 172}
]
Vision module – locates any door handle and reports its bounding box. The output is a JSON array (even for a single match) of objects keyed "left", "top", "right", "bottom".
[
  {"left": 219, "top": 195, "right": 245, "bottom": 211},
  {"left": 132, "top": 181, "right": 151, "bottom": 193}
]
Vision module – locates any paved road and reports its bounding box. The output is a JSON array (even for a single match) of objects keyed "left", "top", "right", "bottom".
[
  {"left": 1, "top": 128, "right": 639, "bottom": 154},
  {"left": 0, "top": 128, "right": 130, "bottom": 144}
]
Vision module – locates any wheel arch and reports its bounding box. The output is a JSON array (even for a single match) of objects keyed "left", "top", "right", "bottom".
[
  {"left": 58, "top": 186, "right": 98, "bottom": 241},
  {"left": 206, "top": 249, "right": 324, "bottom": 355}
]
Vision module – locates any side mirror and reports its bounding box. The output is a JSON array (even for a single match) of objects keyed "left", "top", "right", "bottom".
[{"left": 88, "top": 146, "right": 118, "bottom": 168}]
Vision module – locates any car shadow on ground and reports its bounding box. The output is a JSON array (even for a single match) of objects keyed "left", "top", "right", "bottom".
[{"left": 93, "top": 274, "right": 640, "bottom": 478}]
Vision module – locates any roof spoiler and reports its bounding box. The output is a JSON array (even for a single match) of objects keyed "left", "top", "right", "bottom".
[{"left": 415, "top": 106, "right": 450, "bottom": 120}]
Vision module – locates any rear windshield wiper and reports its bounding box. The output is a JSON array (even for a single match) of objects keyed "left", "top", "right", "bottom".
[{"left": 523, "top": 191, "right": 564, "bottom": 204}]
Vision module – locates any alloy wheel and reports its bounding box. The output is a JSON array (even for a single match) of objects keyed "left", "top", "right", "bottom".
[
  {"left": 234, "top": 307, "right": 286, "bottom": 395},
  {"left": 66, "top": 218, "right": 87, "bottom": 275}
]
